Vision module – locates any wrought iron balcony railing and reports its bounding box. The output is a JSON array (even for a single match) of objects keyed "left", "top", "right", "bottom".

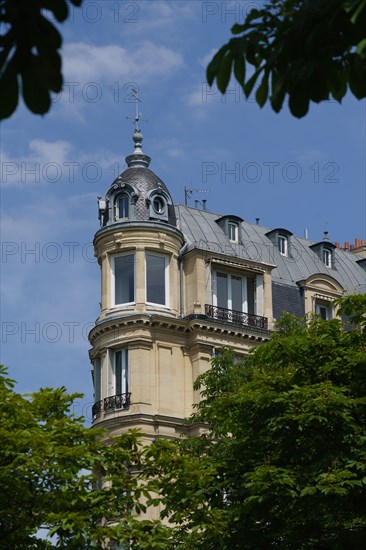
[
  {"left": 205, "top": 304, "right": 268, "bottom": 330},
  {"left": 92, "top": 392, "right": 131, "bottom": 420}
]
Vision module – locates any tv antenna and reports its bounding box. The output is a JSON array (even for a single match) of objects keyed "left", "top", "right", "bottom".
[{"left": 184, "top": 186, "right": 210, "bottom": 206}]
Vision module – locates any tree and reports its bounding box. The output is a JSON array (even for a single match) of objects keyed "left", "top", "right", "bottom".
[
  {"left": 207, "top": 0, "right": 366, "bottom": 117},
  {"left": 0, "top": 366, "right": 172, "bottom": 549},
  {"left": 0, "top": 0, "right": 83, "bottom": 120},
  {"left": 149, "top": 296, "right": 366, "bottom": 548}
]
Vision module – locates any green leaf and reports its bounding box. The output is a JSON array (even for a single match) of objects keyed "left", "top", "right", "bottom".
[
  {"left": 288, "top": 89, "right": 310, "bottom": 118},
  {"left": 270, "top": 72, "right": 286, "bottom": 113},
  {"left": 255, "top": 74, "right": 269, "bottom": 107},
  {"left": 356, "top": 38, "right": 366, "bottom": 56},
  {"left": 243, "top": 67, "right": 263, "bottom": 98},
  {"left": 206, "top": 46, "right": 228, "bottom": 86},
  {"left": 217, "top": 53, "right": 233, "bottom": 93},
  {"left": 21, "top": 57, "right": 51, "bottom": 115},
  {"left": 348, "top": 55, "right": 366, "bottom": 99},
  {"left": 233, "top": 55, "right": 245, "bottom": 86},
  {"left": 0, "top": 57, "right": 19, "bottom": 120},
  {"left": 44, "top": 0, "right": 69, "bottom": 22},
  {"left": 231, "top": 23, "right": 246, "bottom": 35}
]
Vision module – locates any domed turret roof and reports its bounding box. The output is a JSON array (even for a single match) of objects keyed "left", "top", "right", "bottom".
[{"left": 99, "top": 129, "right": 176, "bottom": 227}]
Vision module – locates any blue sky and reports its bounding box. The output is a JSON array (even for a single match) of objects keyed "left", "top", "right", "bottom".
[{"left": 1, "top": 0, "right": 365, "bottom": 421}]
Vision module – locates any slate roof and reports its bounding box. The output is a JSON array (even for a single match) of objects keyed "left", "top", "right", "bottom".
[
  {"left": 110, "top": 167, "right": 177, "bottom": 226},
  {"left": 176, "top": 205, "right": 366, "bottom": 295}
]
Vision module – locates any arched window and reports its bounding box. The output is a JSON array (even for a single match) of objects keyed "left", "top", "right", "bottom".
[
  {"left": 116, "top": 193, "right": 129, "bottom": 219},
  {"left": 153, "top": 196, "right": 165, "bottom": 214}
]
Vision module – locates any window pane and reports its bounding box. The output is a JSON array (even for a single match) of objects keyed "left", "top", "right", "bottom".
[
  {"left": 94, "top": 358, "right": 101, "bottom": 402},
  {"left": 316, "top": 303, "right": 332, "bottom": 320},
  {"left": 146, "top": 254, "right": 166, "bottom": 304},
  {"left": 118, "top": 195, "right": 129, "bottom": 218},
  {"left": 247, "top": 278, "right": 255, "bottom": 315},
  {"left": 323, "top": 249, "right": 331, "bottom": 267},
  {"left": 228, "top": 223, "right": 238, "bottom": 242},
  {"left": 115, "top": 254, "right": 134, "bottom": 304},
  {"left": 115, "top": 350, "right": 128, "bottom": 395},
  {"left": 231, "top": 275, "right": 242, "bottom": 311},
  {"left": 217, "top": 272, "right": 228, "bottom": 309},
  {"left": 279, "top": 236, "right": 287, "bottom": 255}
]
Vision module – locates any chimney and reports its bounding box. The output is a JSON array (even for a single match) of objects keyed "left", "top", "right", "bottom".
[
  {"left": 202, "top": 199, "right": 207, "bottom": 211},
  {"left": 255, "top": 217, "right": 260, "bottom": 225}
]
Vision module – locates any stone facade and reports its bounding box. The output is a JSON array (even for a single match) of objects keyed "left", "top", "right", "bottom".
[{"left": 89, "top": 131, "right": 366, "bottom": 443}]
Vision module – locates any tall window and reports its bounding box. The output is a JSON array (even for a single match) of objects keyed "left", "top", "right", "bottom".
[
  {"left": 107, "top": 349, "right": 128, "bottom": 397},
  {"left": 146, "top": 253, "right": 168, "bottom": 305},
  {"left": 93, "top": 358, "right": 101, "bottom": 402},
  {"left": 214, "top": 271, "right": 255, "bottom": 314},
  {"left": 116, "top": 193, "right": 129, "bottom": 219},
  {"left": 278, "top": 235, "right": 288, "bottom": 256},
  {"left": 115, "top": 349, "right": 128, "bottom": 395},
  {"left": 323, "top": 248, "right": 332, "bottom": 268},
  {"left": 228, "top": 222, "right": 239, "bottom": 243},
  {"left": 113, "top": 253, "right": 135, "bottom": 305}
]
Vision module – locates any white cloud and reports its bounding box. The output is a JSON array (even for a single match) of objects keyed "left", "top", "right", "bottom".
[
  {"left": 293, "top": 149, "right": 327, "bottom": 163},
  {"left": 63, "top": 41, "right": 184, "bottom": 84},
  {"left": 1, "top": 140, "right": 124, "bottom": 187},
  {"left": 121, "top": 0, "right": 196, "bottom": 35},
  {"left": 29, "top": 139, "right": 72, "bottom": 165}
]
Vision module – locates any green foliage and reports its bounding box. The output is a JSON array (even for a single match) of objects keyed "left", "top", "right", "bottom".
[
  {"left": 2, "top": 295, "right": 365, "bottom": 548},
  {"left": 207, "top": 0, "right": 366, "bottom": 117},
  {"left": 0, "top": 0, "right": 83, "bottom": 120},
  {"left": 149, "top": 295, "right": 366, "bottom": 548},
  {"left": 0, "top": 366, "right": 173, "bottom": 549}
]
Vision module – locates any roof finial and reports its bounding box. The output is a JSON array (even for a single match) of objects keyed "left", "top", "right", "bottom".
[
  {"left": 125, "top": 89, "right": 151, "bottom": 168},
  {"left": 131, "top": 88, "right": 142, "bottom": 132}
]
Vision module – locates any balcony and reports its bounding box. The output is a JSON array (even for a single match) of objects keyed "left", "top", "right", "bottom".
[
  {"left": 205, "top": 304, "right": 268, "bottom": 330},
  {"left": 92, "top": 393, "right": 131, "bottom": 420}
]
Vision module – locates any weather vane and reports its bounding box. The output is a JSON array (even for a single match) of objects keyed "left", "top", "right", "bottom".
[{"left": 126, "top": 88, "right": 147, "bottom": 131}]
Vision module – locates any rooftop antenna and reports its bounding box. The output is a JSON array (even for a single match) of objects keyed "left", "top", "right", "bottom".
[
  {"left": 126, "top": 88, "right": 148, "bottom": 131},
  {"left": 184, "top": 186, "right": 210, "bottom": 206}
]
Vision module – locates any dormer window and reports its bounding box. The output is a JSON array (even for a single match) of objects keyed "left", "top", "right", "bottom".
[
  {"left": 278, "top": 235, "right": 288, "bottom": 256},
  {"left": 309, "top": 240, "right": 336, "bottom": 270},
  {"left": 265, "top": 228, "right": 293, "bottom": 258},
  {"left": 103, "top": 181, "right": 139, "bottom": 226},
  {"left": 116, "top": 193, "right": 129, "bottom": 219},
  {"left": 146, "top": 189, "right": 172, "bottom": 222},
  {"left": 215, "top": 215, "right": 243, "bottom": 244},
  {"left": 228, "top": 222, "right": 239, "bottom": 243},
  {"left": 323, "top": 248, "right": 332, "bottom": 268}
]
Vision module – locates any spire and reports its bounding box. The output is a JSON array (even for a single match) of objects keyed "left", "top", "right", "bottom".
[{"left": 125, "top": 89, "right": 151, "bottom": 168}]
